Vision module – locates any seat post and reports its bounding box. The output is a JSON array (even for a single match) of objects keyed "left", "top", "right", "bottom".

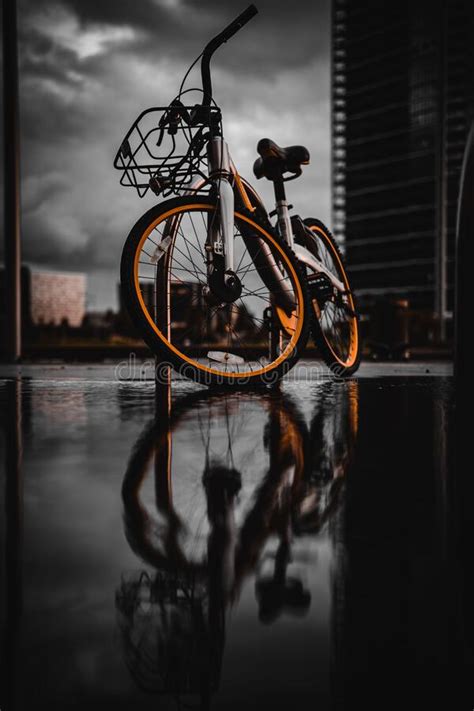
[
  {"left": 273, "top": 176, "right": 294, "bottom": 247},
  {"left": 273, "top": 175, "right": 286, "bottom": 203}
]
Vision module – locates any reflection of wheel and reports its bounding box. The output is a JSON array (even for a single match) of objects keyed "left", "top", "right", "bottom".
[
  {"left": 120, "top": 196, "right": 310, "bottom": 386},
  {"left": 296, "top": 218, "right": 361, "bottom": 376},
  {"left": 121, "top": 384, "right": 358, "bottom": 576},
  {"left": 121, "top": 389, "right": 306, "bottom": 572}
]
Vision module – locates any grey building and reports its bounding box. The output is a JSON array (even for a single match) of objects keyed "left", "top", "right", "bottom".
[
  {"left": 332, "top": 0, "right": 474, "bottom": 339},
  {"left": 0, "top": 266, "right": 86, "bottom": 348}
]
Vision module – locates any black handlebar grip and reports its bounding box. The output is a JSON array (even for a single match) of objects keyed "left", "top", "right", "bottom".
[{"left": 220, "top": 4, "right": 258, "bottom": 44}]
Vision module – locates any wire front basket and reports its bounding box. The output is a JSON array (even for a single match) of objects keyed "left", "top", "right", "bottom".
[{"left": 114, "top": 104, "right": 221, "bottom": 199}]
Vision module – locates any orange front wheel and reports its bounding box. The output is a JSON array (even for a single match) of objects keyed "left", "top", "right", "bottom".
[{"left": 120, "top": 196, "right": 311, "bottom": 387}]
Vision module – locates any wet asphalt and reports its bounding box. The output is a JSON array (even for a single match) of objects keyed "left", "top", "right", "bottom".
[{"left": 0, "top": 361, "right": 469, "bottom": 710}]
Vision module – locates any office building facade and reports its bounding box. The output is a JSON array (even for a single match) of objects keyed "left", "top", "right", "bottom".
[{"left": 332, "top": 0, "right": 474, "bottom": 338}]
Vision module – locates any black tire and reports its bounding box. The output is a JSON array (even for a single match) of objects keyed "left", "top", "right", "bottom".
[
  {"left": 295, "top": 218, "right": 361, "bottom": 377},
  {"left": 121, "top": 196, "right": 311, "bottom": 387}
]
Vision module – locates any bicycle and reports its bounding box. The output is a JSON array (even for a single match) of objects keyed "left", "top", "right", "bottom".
[{"left": 115, "top": 4, "right": 361, "bottom": 387}]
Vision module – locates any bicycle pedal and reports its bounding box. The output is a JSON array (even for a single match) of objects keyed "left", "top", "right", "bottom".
[{"left": 307, "top": 272, "right": 333, "bottom": 303}]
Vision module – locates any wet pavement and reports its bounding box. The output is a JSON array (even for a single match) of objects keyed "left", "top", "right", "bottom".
[{"left": 0, "top": 362, "right": 470, "bottom": 710}]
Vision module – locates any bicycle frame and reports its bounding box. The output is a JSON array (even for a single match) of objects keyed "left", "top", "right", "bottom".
[{"left": 188, "top": 137, "right": 346, "bottom": 295}]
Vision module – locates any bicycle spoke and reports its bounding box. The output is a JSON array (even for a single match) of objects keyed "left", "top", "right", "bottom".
[{"left": 187, "top": 212, "right": 208, "bottom": 262}]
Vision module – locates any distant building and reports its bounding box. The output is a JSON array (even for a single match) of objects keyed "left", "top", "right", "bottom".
[
  {"left": 28, "top": 270, "right": 86, "bottom": 327},
  {"left": 332, "top": 0, "right": 474, "bottom": 339},
  {"left": 123, "top": 280, "right": 205, "bottom": 338},
  {"left": 0, "top": 266, "right": 86, "bottom": 335},
  {"left": 117, "top": 280, "right": 257, "bottom": 345},
  {"left": 0, "top": 266, "right": 87, "bottom": 351},
  {"left": 30, "top": 270, "right": 86, "bottom": 327}
]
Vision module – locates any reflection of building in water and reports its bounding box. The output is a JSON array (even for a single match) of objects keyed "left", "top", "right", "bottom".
[
  {"left": 332, "top": 0, "right": 474, "bottom": 338},
  {"left": 329, "top": 381, "right": 453, "bottom": 710},
  {"left": 31, "top": 388, "right": 88, "bottom": 427}
]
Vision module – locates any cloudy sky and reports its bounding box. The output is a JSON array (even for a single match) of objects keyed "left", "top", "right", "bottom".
[{"left": 6, "top": 0, "right": 331, "bottom": 310}]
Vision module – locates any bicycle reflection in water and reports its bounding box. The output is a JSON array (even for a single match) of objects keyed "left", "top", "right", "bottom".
[{"left": 116, "top": 380, "right": 358, "bottom": 708}]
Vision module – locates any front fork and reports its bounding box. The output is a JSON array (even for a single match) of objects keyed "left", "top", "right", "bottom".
[
  {"left": 207, "top": 139, "right": 297, "bottom": 283},
  {"left": 207, "top": 138, "right": 235, "bottom": 277}
]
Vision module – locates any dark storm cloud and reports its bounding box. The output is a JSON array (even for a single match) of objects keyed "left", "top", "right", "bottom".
[
  {"left": 18, "top": 0, "right": 158, "bottom": 33},
  {"left": 24, "top": 0, "right": 173, "bottom": 31},
  {"left": 19, "top": 0, "right": 329, "bottom": 74},
  {"left": 12, "top": 0, "right": 331, "bottom": 308}
]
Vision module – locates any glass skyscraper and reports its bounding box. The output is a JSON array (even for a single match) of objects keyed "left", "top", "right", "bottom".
[{"left": 332, "top": 0, "right": 474, "bottom": 339}]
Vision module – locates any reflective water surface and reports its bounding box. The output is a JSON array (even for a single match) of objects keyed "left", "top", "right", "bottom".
[{"left": 0, "top": 374, "right": 466, "bottom": 710}]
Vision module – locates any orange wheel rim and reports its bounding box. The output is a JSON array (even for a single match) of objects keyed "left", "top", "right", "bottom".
[{"left": 309, "top": 225, "right": 358, "bottom": 368}]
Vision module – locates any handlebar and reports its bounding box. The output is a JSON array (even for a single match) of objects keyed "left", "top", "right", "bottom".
[
  {"left": 201, "top": 4, "right": 258, "bottom": 106},
  {"left": 215, "top": 4, "right": 259, "bottom": 45}
]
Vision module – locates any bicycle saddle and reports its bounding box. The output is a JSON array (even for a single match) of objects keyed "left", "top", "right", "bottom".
[{"left": 253, "top": 138, "right": 310, "bottom": 181}]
